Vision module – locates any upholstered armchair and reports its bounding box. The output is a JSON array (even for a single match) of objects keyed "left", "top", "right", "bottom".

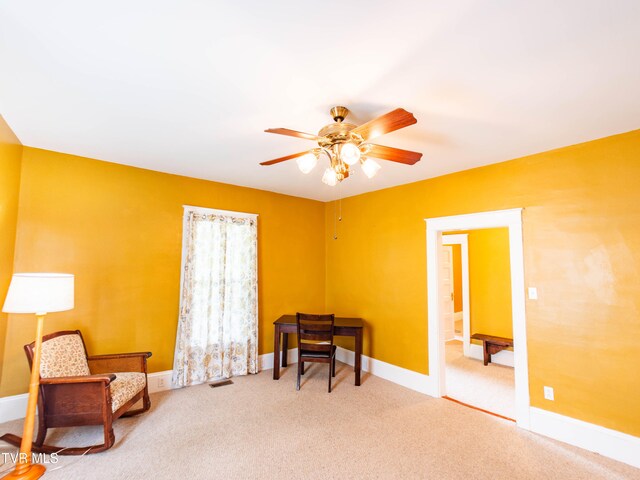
[{"left": 0, "top": 330, "right": 151, "bottom": 455}]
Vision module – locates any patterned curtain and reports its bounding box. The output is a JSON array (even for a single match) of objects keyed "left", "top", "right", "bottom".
[{"left": 172, "top": 209, "right": 258, "bottom": 387}]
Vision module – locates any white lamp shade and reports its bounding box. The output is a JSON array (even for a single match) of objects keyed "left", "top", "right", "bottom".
[
  {"left": 340, "top": 143, "right": 361, "bottom": 166},
  {"left": 361, "top": 158, "right": 381, "bottom": 179},
  {"left": 3, "top": 273, "right": 74, "bottom": 315},
  {"left": 296, "top": 152, "right": 318, "bottom": 174},
  {"left": 321, "top": 167, "right": 338, "bottom": 186}
]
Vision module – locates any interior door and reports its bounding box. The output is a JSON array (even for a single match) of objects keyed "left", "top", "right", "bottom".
[{"left": 441, "top": 245, "right": 455, "bottom": 341}]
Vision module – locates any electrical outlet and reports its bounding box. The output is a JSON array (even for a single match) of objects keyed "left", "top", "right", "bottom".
[
  {"left": 157, "top": 377, "right": 166, "bottom": 389},
  {"left": 543, "top": 386, "right": 554, "bottom": 401},
  {"left": 528, "top": 287, "right": 538, "bottom": 300}
]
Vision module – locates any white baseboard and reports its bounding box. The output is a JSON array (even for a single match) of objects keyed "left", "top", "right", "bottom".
[
  {"left": 467, "top": 343, "right": 514, "bottom": 367},
  {"left": 529, "top": 407, "right": 640, "bottom": 469},
  {"left": 258, "top": 348, "right": 298, "bottom": 371},
  {"left": 0, "top": 393, "right": 29, "bottom": 424},
  {"left": 147, "top": 370, "right": 175, "bottom": 394},
  {"left": 335, "top": 346, "right": 437, "bottom": 396}
]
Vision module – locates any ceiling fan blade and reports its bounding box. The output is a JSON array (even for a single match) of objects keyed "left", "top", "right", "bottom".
[
  {"left": 351, "top": 108, "right": 417, "bottom": 141},
  {"left": 367, "top": 144, "right": 423, "bottom": 165},
  {"left": 265, "top": 128, "right": 321, "bottom": 141},
  {"left": 260, "top": 151, "right": 310, "bottom": 166}
]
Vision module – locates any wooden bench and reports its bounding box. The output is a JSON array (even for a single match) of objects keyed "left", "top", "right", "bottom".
[{"left": 471, "top": 333, "right": 513, "bottom": 366}]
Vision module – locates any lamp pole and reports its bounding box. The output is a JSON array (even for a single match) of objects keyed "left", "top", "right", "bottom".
[{"left": 3, "top": 314, "right": 47, "bottom": 479}]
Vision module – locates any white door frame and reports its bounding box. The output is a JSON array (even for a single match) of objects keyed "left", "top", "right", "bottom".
[
  {"left": 442, "top": 234, "right": 470, "bottom": 356},
  {"left": 426, "top": 208, "right": 530, "bottom": 429}
]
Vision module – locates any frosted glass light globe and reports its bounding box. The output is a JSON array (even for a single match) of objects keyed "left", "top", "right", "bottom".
[
  {"left": 361, "top": 158, "right": 381, "bottom": 179},
  {"left": 296, "top": 152, "right": 318, "bottom": 174},
  {"left": 321, "top": 167, "right": 338, "bottom": 186},
  {"left": 340, "top": 143, "right": 361, "bottom": 166}
]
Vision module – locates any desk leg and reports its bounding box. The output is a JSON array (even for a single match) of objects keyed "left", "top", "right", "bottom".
[
  {"left": 355, "top": 328, "right": 362, "bottom": 386},
  {"left": 273, "top": 325, "right": 281, "bottom": 380},
  {"left": 483, "top": 341, "right": 489, "bottom": 366},
  {"left": 282, "top": 332, "right": 289, "bottom": 367}
]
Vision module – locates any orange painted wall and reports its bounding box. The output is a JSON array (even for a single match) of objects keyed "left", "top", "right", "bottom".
[
  {"left": 446, "top": 229, "right": 513, "bottom": 339},
  {"left": 467, "top": 228, "right": 512, "bottom": 339},
  {"left": 0, "top": 116, "right": 22, "bottom": 390},
  {"left": 0, "top": 147, "right": 326, "bottom": 396},
  {"left": 325, "top": 130, "right": 640, "bottom": 436}
]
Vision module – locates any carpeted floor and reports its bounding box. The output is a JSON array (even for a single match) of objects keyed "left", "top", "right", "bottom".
[
  {"left": 445, "top": 340, "right": 515, "bottom": 419},
  {"left": 1, "top": 362, "right": 637, "bottom": 479}
]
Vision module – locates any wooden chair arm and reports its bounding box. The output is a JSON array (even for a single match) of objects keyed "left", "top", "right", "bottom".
[
  {"left": 88, "top": 352, "right": 152, "bottom": 361},
  {"left": 88, "top": 352, "right": 151, "bottom": 374},
  {"left": 40, "top": 374, "right": 116, "bottom": 385}
]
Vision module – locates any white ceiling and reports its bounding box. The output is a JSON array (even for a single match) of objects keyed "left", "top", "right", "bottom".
[{"left": 1, "top": 1, "right": 639, "bottom": 201}]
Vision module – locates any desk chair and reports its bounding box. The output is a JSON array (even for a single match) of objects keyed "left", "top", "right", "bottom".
[{"left": 296, "top": 313, "right": 337, "bottom": 393}]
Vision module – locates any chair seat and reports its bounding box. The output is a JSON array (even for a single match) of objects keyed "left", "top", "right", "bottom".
[
  {"left": 300, "top": 345, "right": 336, "bottom": 359},
  {"left": 109, "top": 372, "right": 147, "bottom": 412}
]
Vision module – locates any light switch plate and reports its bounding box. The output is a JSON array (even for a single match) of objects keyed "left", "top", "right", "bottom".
[
  {"left": 528, "top": 287, "right": 538, "bottom": 300},
  {"left": 544, "top": 386, "right": 554, "bottom": 401}
]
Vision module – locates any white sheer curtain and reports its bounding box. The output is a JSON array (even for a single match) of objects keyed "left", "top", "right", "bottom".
[{"left": 172, "top": 207, "right": 258, "bottom": 387}]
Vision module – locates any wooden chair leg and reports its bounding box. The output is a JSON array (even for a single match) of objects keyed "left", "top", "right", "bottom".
[
  {"left": 328, "top": 362, "right": 332, "bottom": 393},
  {"left": 301, "top": 362, "right": 305, "bottom": 375},
  {"left": 332, "top": 355, "right": 336, "bottom": 377},
  {"left": 296, "top": 359, "right": 301, "bottom": 391},
  {"left": 34, "top": 424, "right": 47, "bottom": 447}
]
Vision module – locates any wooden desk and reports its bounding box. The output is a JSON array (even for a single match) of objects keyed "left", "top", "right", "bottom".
[
  {"left": 273, "top": 315, "right": 364, "bottom": 386},
  {"left": 471, "top": 333, "right": 513, "bottom": 366}
]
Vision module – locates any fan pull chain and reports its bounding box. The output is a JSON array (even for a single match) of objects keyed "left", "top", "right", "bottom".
[
  {"left": 333, "top": 200, "right": 338, "bottom": 240},
  {"left": 333, "top": 183, "right": 343, "bottom": 240}
]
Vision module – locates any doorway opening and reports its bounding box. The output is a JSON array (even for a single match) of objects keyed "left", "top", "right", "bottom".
[
  {"left": 426, "top": 209, "right": 530, "bottom": 429},
  {"left": 443, "top": 229, "right": 514, "bottom": 419}
]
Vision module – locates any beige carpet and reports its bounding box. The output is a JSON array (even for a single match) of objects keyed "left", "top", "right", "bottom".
[
  {"left": 445, "top": 340, "right": 515, "bottom": 419},
  {"left": 1, "top": 363, "right": 637, "bottom": 480}
]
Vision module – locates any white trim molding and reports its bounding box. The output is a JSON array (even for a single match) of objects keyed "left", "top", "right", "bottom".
[
  {"left": 529, "top": 407, "right": 640, "bottom": 469},
  {"left": 0, "top": 393, "right": 30, "bottom": 424},
  {"left": 442, "top": 234, "right": 470, "bottom": 356},
  {"left": 182, "top": 205, "right": 258, "bottom": 219},
  {"left": 335, "top": 346, "right": 437, "bottom": 396},
  {"left": 426, "top": 208, "right": 530, "bottom": 429},
  {"left": 258, "top": 348, "right": 298, "bottom": 371}
]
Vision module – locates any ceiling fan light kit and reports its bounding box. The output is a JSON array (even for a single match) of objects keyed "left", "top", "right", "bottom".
[{"left": 262, "top": 106, "right": 423, "bottom": 186}]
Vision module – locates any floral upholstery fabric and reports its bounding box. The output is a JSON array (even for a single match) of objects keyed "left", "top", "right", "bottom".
[
  {"left": 108, "top": 372, "right": 147, "bottom": 412},
  {"left": 40, "top": 334, "right": 91, "bottom": 378}
]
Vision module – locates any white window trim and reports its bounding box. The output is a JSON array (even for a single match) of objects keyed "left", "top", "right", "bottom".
[{"left": 182, "top": 205, "right": 258, "bottom": 219}]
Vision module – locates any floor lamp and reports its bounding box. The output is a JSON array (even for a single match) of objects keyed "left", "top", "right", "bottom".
[{"left": 2, "top": 273, "right": 74, "bottom": 480}]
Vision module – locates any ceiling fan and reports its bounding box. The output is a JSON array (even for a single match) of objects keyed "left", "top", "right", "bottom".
[{"left": 261, "top": 106, "right": 422, "bottom": 186}]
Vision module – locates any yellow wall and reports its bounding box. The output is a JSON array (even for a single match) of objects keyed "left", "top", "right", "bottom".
[
  {"left": 0, "top": 116, "right": 23, "bottom": 389},
  {"left": 446, "top": 228, "right": 513, "bottom": 339},
  {"left": 468, "top": 228, "right": 512, "bottom": 339},
  {"left": 451, "top": 244, "right": 462, "bottom": 312},
  {"left": 0, "top": 147, "right": 326, "bottom": 396},
  {"left": 2, "top": 125, "right": 639, "bottom": 438},
  {"left": 325, "top": 129, "right": 640, "bottom": 436}
]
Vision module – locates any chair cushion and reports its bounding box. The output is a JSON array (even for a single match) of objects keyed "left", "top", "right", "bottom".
[
  {"left": 109, "top": 372, "right": 147, "bottom": 412},
  {"left": 40, "top": 334, "right": 91, "bottom": 378}
]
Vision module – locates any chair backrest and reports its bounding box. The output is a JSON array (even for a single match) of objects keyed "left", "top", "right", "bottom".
[
  {"left": 25, "top": 330, "right": 91, "bottom": 378},
  {"left": 296, "top": 313, "right": 335, "bottom": 355}
]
